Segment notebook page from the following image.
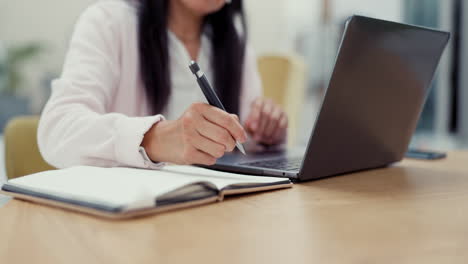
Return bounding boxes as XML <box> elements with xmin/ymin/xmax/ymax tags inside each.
<box><xmin>6</xmin><ymin>166</ymin><xmax>215</xmax><ymax>209</ymax></box>
<box><xmin>162</xmin><ymin>165</ymin><xmax>290</xmax><ymax>190</ymax></box>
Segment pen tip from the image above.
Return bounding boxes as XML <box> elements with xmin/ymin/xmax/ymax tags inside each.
<box><xmin>237</xmin><ymin>144</ymin><xmax>246</xmax><ymax>155</ymax></box>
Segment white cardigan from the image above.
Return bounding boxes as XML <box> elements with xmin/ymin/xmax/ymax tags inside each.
<box><xmin>38</xmin><ymin>0</ymin><xmax>262</xmax><ymax>169</ymax></box>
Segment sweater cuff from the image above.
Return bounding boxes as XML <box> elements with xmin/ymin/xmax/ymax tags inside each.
<box><xmin>114</xmin><ymin>114</ymin><xmax>165</xmax><ymax>169</ymax></box>
<box><xmin>138</xmin><ymin>146</ymin><xmax>166</xmax><ymax>169</ymax></box>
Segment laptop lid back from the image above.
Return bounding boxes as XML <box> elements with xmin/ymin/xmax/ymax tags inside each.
<box><xmin>299</xmin><ymin>16</ymin><xmax>450</xmax><ymax>180</ymax></box>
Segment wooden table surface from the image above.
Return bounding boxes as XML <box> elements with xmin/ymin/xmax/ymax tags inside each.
<box><xmin>0</xmin><ymin>152</ymin><xmax>467</xmax><ymax>264</ymax></box>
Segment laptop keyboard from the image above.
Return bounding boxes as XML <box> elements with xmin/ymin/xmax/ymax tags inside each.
<box><xmin>240</xmin><ymin>157</ymin><xmax>303</xmax><ymax>171</ymax></box>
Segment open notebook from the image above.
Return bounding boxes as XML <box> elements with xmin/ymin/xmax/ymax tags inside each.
<box><xmin>1</xmin><ymin>165</ymin><xmax>291</xmax><ymax>218</ymax></box>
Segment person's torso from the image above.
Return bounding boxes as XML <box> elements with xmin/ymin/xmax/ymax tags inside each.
<box><xmin>106</xmin><ymin>0</ymin><xmax>213</xmax><ymax>120</ymax></box>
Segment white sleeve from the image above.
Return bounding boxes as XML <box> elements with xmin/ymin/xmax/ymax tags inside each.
<box><xmin>239</xmin><ymin>44</ymin><xmax>263</xmax><ymax>122</ymax></box>
<box><xmin>38</xmin><ymin>4</ymin><xmax>163</xmax><ymax>169</ymax></box>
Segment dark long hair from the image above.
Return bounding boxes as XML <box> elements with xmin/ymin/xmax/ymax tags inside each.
<box><xmin>138</xmin><ymin>0</ymin><xmax>246</xmax><ymax>115</ymax></box>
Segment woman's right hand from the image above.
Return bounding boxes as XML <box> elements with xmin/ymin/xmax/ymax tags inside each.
<box><xmin>141</xmin><ymin>102</ymin><xmax>247</xmax><ymax>165</ymax></box>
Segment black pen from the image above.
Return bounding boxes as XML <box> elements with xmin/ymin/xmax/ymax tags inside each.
<box><xmin>189</xmin><ymin>61</ymin><xmax>246</xmax><ymax>155</ymax></box>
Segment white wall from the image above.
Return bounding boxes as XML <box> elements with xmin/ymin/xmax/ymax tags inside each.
<box><xmin>244</xmin><ymin>0</ymin><xmax>294</xmax><ymax>54</ymax></box>
<box><xmin>332</xmin><ymin>0</ymin><xmax>403</xmax><ymax>23</ymax></box>
<box><xmin>0</xmin><ymin>0</ymin><xmax>96</xmax><ymax>112</ymax></box>
<box><xmin>245</xmin><ymin>0</ymin><xmax>403</xmax><ymax>55</ymax></box>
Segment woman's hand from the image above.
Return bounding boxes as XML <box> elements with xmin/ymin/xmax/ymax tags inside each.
<box><xmin>244</xmin><ymin>98</ymin><xmax>288</xmax><ymax>145</ymax></box>
<box><xmin>141</xmin><ymin>103</ymin><xmax>247</xmax><ymax>165</ymax></box>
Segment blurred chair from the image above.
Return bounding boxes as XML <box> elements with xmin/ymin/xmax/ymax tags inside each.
<box><xmin>4</xmin><ymin>116</ymin><xmax>55</xmax><ymax>179</ymax></box>
<box><xmin>257</xmin><ymin>54</ymin><xmax>307</xmax><ymax>146</ymax></box>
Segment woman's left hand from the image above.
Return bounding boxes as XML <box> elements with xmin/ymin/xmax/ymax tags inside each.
<box><xmin>244</xmin><ymin>97</ymin><xmax>288</xmax><ymax>145</ymax></box>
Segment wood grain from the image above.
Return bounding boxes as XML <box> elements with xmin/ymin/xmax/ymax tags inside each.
<box><xmin>0</xmin><ymin>152</ymin><xmax>467</xmax><ymax>264</ymax></box>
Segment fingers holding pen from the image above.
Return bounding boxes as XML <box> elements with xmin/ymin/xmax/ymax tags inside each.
<box><xmin>196</xmin><ymin>118</ymin><xmax>236</xmax><ymax>152</ymax></box>
<box><xmin>201</xmin><ymin>105</ymin><xmax>247</xmax><ymax>143</ymax></box>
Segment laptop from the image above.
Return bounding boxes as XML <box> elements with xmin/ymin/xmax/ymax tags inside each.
<box><xmin>208</xmin><ymin>15</ymin><xmax>450</xmax><ymax>182</ymax></box>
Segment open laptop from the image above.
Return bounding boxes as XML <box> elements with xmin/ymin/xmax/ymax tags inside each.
<box><xmin>208</xmin><ymin>15</ymin><xmax>450</xmax><ymax>182</ymax></box>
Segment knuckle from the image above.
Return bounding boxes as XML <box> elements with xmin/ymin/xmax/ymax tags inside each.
<box><xmin>191</xmin><ymin>102</ymin><xmax>204</xmax><ymax>111</ymax></box>
<box><xmin>231</xmin><ymin>115</ymin><xmax>239</xmax><ymax>124</ymax></box>
<box><xmin>182</xmin><ymin>114</ymin><xmax>194</xmax><ymax>128</ymax></box>
<box><xmin>221</xmin><ymin>115</ymin><xmax>232</xmax><ymax>127</ymax></box>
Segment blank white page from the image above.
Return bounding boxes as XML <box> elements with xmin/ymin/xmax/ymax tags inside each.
<box><xmin>6</xmin><ymin>166</ymin><xmax>208</xmax><ymax>209</ymax></box>
<box><xmin>5</xmin><ymin>166</ymin><xmax>289</xmax><ymax>210</ymax></box>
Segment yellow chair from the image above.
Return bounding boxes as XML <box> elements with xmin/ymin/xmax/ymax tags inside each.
<box><xmin>257</xmin><ymin>54</ymin><xmax>307</xmax><ymax>146</ymax></box>
<box><xmin>4</xmin><ymin>116</ymin><xmax>55</xmax><ymax>179</ymax></box>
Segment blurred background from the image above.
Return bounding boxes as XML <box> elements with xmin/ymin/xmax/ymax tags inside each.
<box><xmin>0</xmin><ymin>0</ymin><xmax>467</xmax><ymax>182</ymax></box>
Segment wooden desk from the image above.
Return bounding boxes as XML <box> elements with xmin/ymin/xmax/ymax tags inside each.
<box><xmin>0</xmin><ymin>152</ymin><xmax>467</xmax><ymax>264</ymax></box>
